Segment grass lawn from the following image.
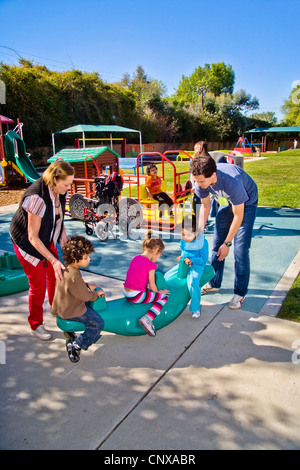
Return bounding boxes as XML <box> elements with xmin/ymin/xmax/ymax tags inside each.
<box><xmin>122</xmin><ymin>149</ymin><xmax>300</xmax><ymax>320</ymax></box>
<box><xmin>123</xmin><ymin>149</ymin><xmax>300</xmax><ymax>207</ymax></box>
<box><xmin>244</xmin><ymin>149</ymin><xmax>300</xmax><ymax>208</ymax></box>
<box><xmin>245</xmin><ymin>150</ymin><xmax>300</xmax><ymax>322</ymax></box>
<box><xmin>277</xmin><ymin>274</ymin><xmax>300</xmax><ymax>323</ymax></box>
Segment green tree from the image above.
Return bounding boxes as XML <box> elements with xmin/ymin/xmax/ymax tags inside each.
<box><xmin>281</xmin><ymin>83</ymin><xmax>300</xmax><ymax>125</ymax></box>
<box><xmin>121</xmin><ymin>65</ymin><xmax>167</xmax><ymax>110</ymax></box>
<box><xmin>250</xmin><ymin>111</ymin><xmax>277</xmax><ymax>125</ymax></box>
<box><xmin>0</xmin><ymin>60</ymin><xmax>137</xmax><ymax>148</ymax></box>
<box><xmin>173</xmin><ymin>62</ymin><xmax>235</xmax><ymax>104</ymax></box>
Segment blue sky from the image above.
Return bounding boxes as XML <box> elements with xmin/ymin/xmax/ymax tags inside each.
<box><xmin>1</xmin><ymin>0</ymin><xmax>299</xmax><ymax>121</ymax></box>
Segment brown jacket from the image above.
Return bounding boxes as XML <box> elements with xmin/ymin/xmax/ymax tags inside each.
<box><xmin>51</xmin><ymin>265</ymin><xmax>99</xmax><ymax>319</ymax></box>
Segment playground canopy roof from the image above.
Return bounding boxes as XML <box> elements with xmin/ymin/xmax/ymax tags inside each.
<box><xmin>48</xmin><ymin>146</ymin><xmax>119</xmax><ymax>163</ymax></box>
<box><xmin>52</xmin><ymin>124</ymin><xmax>142</xmax><ymax>155</ymax></box>
<box><xmin>54</xmin><ymin>125</ymin><xmax>140</xmax><ymax>134</ymax></box>
<box><xmin>245</xmin><ymin>126</ymin><xmax>300</xmax><ymax>134</ymax></box>
<box><xmin>0</xmin><ymin>115</ymin><xmax>14</xmax><ymax>124</ymax></box>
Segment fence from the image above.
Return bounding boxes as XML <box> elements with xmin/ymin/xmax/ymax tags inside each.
<box><xmin>27</xmin><ymin>139</ymin><xmax>299</xmax><ymax>165</ymax></box>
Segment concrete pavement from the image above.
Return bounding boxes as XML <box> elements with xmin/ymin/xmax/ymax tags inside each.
<box><xmin>1</xmin><ymin>266</ymin><xmax>300</xmax><ymax>450</ymax></box>
<box><xmin>1</xmin><ymin>202</ymin><xmax>300</xmax><ymax>450</ymax></box>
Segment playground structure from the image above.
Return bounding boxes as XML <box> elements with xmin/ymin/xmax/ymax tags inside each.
<box><xmin>58</xmin><ymin>149</ymin><xmax>195</xmax><ymax>238</ymax></box>
<box><xmin>49</xmin><ymin>129</ymin><xmax>242</xmax><ymax>239</ymax></box>
<box><xmin>245</xmin><ymin>126</ymin><xmax>300</xmax><ymax>152</ymax></box>
<box><xmin>233</xmin><ymin>137</ymin><xmax>254</xmax><ymax>155</ymax></box>
<box><xmin>0</xmin><ymin>251</ymin><xmax>29</xmax><ymax>297</ymax></box>
<box><xmin>233</xmin><ymin>136</ymin><xmax>267</xmax><ymax>155</ymax></box>
<box><xmin>56</xmin><ymin>257</ymin><xmax>215</xmax><ymax>337</ymax></box>
<box><xmin>49</xmin><ymin>126</ymin><xmax>195</xmax><ymax>237</ymax></box>
<box><xmin>0</xmin><ymin>115</ymin><xmax>40</xmax><ymax>186</ymax></box>
<box><xmin>52</xmin><ymin>124</ymin><xmax>142</xmax><ymax>156</ymax></box>
<box><xmin>1</xmin><ymin>119</ymin><xmax>243</xmax><ymax>238</ymax></box>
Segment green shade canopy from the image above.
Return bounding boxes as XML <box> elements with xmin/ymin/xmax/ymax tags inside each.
<box><xmin>246</xmin><ymin>126</ymin><xmax>300</xmax><ymax>133</ymax></box>
<box><xmin>54</xmin><ymin>124</ymin><xmax>140</xmax><ymax>134</ymax></box>
<box><xmin>52</xmin><ymin>124</ymin><xmax>142</xmax><ymax>156</ymax></box>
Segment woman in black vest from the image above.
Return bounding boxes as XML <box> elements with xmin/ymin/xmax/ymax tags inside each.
<box><xmin>10</xmin><ymin>160</ymin><xmax>75</xmax><ymax>341</ymax></box>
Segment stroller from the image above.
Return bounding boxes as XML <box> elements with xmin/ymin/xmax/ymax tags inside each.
<box><xmin>69</xmin><ymin>172</ymin><xmax>129</xmax><ymax>241</ymax></box>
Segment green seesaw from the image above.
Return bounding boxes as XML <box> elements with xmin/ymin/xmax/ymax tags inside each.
<box><xmin>56</xmin><ymin>257</ymin><xmax>215</xmax><ymax>336</ymax></box>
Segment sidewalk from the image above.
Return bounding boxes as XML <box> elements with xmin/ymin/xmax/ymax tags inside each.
<box><xmin>0</xmin><ymin>203</ymin><xmax>300</xmax><ymax>450</ymax></box>
<box><xmin>1</xmin><ymin>266</ymin><xmax>300</xmax><ymax>450</ymax></box>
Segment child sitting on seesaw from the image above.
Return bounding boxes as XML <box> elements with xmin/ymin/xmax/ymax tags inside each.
<box><xmin>145</xmin><ymin>163</ymin><xmax>174</xmax><ymax>219</ymax></box>
<box><xmin>123</xmin><ymin>230</ymin><xmax>170</xmax><ymax>337</ymax></box>
<box><xmin>168</xmin><ymin>214</ymin><xmax>208</xmax><ymax>318</ymax></box>
<box><xmin>51</xmin><ymin>236</ymin><xmax>105</xmax><ymax>363</ymax></box>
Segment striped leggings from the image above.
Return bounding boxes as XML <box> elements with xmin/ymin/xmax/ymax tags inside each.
<box><xmin>123</xmin><ymin>289</ymin><xmax>168</xmax><ymax>321</ymax></box>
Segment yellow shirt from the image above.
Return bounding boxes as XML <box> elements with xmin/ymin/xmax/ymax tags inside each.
<box><xmin>146</xmin><ymin>175</ymin><xmax>162</xmax><ymax>196</ymax></box>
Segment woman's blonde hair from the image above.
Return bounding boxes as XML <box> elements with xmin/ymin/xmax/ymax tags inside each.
<box><xmin>142</xmin><ymin>230</ymin><xmax>164</xmax><ymax>252</ymax></box>
<box><xmin>42</xmin><ymin>159</ymin><xmax>75</xmax><ymax>187</ymax></box>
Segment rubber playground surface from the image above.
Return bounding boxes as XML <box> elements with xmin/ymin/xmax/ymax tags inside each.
<box><xmin>1</xmin><ymin>204</ymin><xmax>299</xmax><ymax>314</ymax></box>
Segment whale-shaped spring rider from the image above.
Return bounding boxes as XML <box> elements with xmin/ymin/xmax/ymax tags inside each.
<box><xmin>56</xmin><ymin>257</ymin><xmax>215</xmax><ymax>336</ymax></box>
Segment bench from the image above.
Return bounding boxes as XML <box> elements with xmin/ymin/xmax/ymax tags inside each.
<box><xmin>119</xmin><ymin>157</ymin><xmax>144</xmax><ymax>175</ymax></box>
<box><xmin>138</xmin><ymin>180</ymin><xmax>192</xmax><ymax>207</ymax></box>
<box><xmin>176</xmin><ymin>151</ymin><xmax>193</xmax><ymax>161</ymax></box>
<box><xmin>138</xmin><ymin>181</ymin><xmax>167</xmax><ymax>205</ymax></box>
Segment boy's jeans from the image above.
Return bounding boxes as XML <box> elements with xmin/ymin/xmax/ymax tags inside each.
<box><xmin>69</xmin><ymin>302</ymin><xmax>104</xmax><ymax>350</ymax></box>
<box><xmin>210</xmin><ymin>204</ymin><xmax>257</xmax><ymax>297</ymax></box>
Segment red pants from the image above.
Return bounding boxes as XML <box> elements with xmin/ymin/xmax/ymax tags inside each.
<box><xmin>13</xmin><ymin>243</ymin><xmax>58</xmax><ymax>330</ymax></box>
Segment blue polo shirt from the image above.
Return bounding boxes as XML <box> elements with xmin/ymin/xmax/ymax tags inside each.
<box><xmin>195</xmin><ymin>163</ymin><xmax>258</xmax><ymax>207</ymax></box>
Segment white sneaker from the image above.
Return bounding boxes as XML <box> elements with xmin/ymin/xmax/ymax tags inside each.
<box><xmin>201</xmin><ymin>283</ymin><xmax>220</xmax><ymax>295</ymax></box>
<box><xmin>192</xmin><ymin>310</ymin><xmax>201</xmax><ymax>319</ymax></box>
<box><xmin>229</xmin><ymin>294</ymin><xmax>245</xmax><ymax>310</ymax></box>
<box><xmin>31</xmin><ymin>325</ymin><xmax>53</xmax><ymax>341</ymax></box>
<box><xmin>139</xmin><ymin>316</ymin><xmax>156</xmax><ymax>337</ymax></box>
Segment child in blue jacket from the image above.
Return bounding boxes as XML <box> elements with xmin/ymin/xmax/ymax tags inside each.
<box><xmin>168</xmin><ymin>214</ymin><xmax>208</xmax><ymax>318</ymax></box>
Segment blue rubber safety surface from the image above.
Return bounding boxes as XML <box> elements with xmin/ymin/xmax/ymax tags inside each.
<box><xmin>1</xmin><ymin>206</ymin><xmax>299</xmax><ymax>314</ymax></box>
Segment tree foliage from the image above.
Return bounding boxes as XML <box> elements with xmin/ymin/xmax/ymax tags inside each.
<box><xmin>0</xmin><ymin>60</ymin><xmax>266</xmax><ymax>149</ymax></box>
<box><xmin>0</xmin><ymin>60</ymin><xmax>137</xmax><ymax>147</ymax></box>
<box><xmin>173</xmin><ymin>62</ymin><xmax>235</xmax><ymax>104</ymax></box>
<box><xmin>281</xmin><ymin>83</ymin><xmax>300</xmax><ymax>126</ymax></box>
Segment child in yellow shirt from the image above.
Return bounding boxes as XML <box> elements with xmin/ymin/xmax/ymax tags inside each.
<box><xmin>145</xmin><ymin>164</ymin><xmax>174</xmax><ymax>218</ymax></box>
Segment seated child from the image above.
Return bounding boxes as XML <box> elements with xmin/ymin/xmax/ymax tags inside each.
<box><xmin>145</xmin><ymin>163</ymin><xmax>174</xmax><ymax>218</ymax></box>
<box><xmin>123</xmin><ymin>230</ymin><xmax>170</xmax><ymax>337</ymax></box>
<box><xmin>51</xmin><ymin>236</ymin><xmax>105</xmax><ymax>363</ymax></box>
<box><xmin>174</xmin><ymin>214</ymin><xmax>208</xmax><ymax>318</ymax></box>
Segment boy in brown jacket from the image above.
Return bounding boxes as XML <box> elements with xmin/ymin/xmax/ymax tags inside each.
<box><xmin>51</xmin><ymin>236</ymin><xmax>105</xmax><ymax>363</ymax></box>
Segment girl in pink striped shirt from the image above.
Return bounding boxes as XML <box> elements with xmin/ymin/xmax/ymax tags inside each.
<box><xmin>123</xmin><ymin>231</ymin><xmax>170</xmax><ymax>337</ymax></box>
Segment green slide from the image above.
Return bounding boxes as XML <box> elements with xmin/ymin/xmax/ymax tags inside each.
<box><xmin>4</xmin><ymin>130</ymin><xmax>40</xmax><ymax>182</ymax></box>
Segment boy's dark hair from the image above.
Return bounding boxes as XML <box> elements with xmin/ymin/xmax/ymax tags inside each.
<box><xmin>146</xmin><ymin>163</ymin><xmax>158</xmax><ymax>176</ymax></box>
<box><xmin>62</xmin><ymin>236</ymin><xmax>95</xmax><ymax>266</ymax></box>
<box><xmin>182</xmin><ymin>214</ymin><xmax>197</xmax><ymax>233</ymax></box>
<box><xmin>190</xmin><ymin>155</ymin><xmax>217</xmax><ymax>178</ymax></box>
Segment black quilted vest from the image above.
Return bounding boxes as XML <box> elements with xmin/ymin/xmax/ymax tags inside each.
<box><xmin>10</xmin><ymin>178</ymin><xmax>66</xmax><ymax>260</ymax></box>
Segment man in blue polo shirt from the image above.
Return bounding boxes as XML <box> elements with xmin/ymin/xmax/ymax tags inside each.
<box><xmin>190</xmin><ymin>155</ymin><xmax>258</xmax><ymax>309</ymax></box>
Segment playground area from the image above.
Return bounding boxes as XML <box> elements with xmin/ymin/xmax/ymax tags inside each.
<box><xmin>0</xmin><ymin>199</ymin><xmax>300</xmax><ymax>450</ymax></box>
<box><xmin>1</xmin><ymin>117</ymin><xmax>300</xmax><ymax>450</ymax></box>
